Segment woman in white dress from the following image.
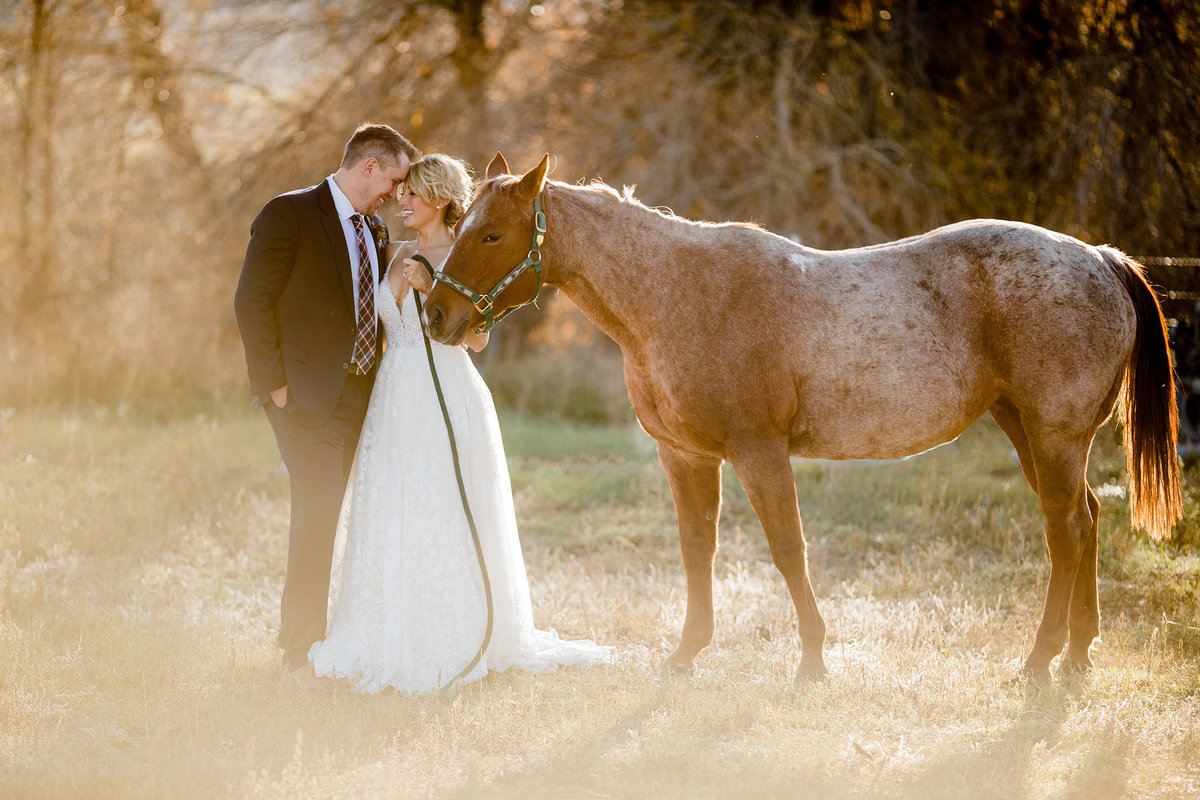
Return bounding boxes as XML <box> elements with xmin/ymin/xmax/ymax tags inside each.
<box><xmin>309</xmin><ymin>153</ymin><xmax>612</xmax><ymax>694</ymax></box>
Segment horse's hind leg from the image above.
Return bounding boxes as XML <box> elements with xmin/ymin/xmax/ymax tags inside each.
<box><xmin>990</xmin><ymin>399</ymin><xmax>1039</xmax><ymax>492</ymax></box>
<box><xmin>994</xmin><ymin>397</ymin><xmax>1105</xmax><ymax>676</ymax></box>
<box><xmin>657</xmin><ymin>443</ymin><xmax>722</xmax><ymax>671</ymax></box>
<box><xmin>992</xmin><ymin>401</ymin><xmax>1101</xmax><ymax>676</ymax></box>
<box><xmin>1061</xmin><ymin>382</ymin><xmax>1121</xmax><ymax>674</ymax></box>
<box><xmin>1062</xmin><ymin>485</ymin><xmax>1101</xmax><ymax>673</ymax></box>
<box><xmin>1065</xmin><ymin>484</ymin><xmax>1099</xmax><ymax>671</ymax></box>
<box><xmin>1023</xmin><ymin>432</ymin><xmax>1097</xmax><ymax>682</ymax></box>
<box><xmin>729</xmin><ymin>438</ymin><xmax>827</xmax><ymax>678</ymax></box>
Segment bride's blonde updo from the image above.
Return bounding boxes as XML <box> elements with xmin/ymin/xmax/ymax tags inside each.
<box><xmin>404</xmin><ymin>153</ymin><xmax>474</xmax><ymax>229</ymax></box>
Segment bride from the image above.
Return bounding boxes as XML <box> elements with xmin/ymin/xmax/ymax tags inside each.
<box><xmin>308</xmin><ymin>153</ymin><xmax>613</xmax><ymax>694</ymax></box>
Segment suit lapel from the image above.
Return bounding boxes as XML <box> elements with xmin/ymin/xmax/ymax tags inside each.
<box><xmin>317</xmin><ymin>180</ymin><xmax>355</xmax><ymax>309</ymax></box>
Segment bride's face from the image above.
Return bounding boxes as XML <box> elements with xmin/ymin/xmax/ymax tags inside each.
<box><xmin>398</xmin><ymin>185</ymin><xmax>443</xmax><ymax>232</ymax></box>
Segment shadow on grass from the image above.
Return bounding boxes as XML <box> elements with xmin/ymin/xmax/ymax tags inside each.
<box><xmin>887</xmin><ymin>679</ymin><xmax>1129</xmax><ymax>800</ymax></box>
<box><xmin>434</xmin><ymin>669</ymin><xmax>852</xmax><ymax>800</ymax></box>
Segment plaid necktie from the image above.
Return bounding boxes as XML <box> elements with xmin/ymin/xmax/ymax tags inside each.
<box><xmin>350</xmin><ymin>214</ymin><xmax>376</xmax><ymax>373</ymax></box>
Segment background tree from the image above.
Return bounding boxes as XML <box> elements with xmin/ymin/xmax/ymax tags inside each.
<box><xmin>1</xmin><ymin>0</ymin><xmax>1196</xmax><ymax>415</ymax></box>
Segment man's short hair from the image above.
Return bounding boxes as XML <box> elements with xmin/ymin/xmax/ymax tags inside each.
<box><xmin>341</xmin><ymin>123</ymin><xmax>420</xmax><ymax>169</ymax></box>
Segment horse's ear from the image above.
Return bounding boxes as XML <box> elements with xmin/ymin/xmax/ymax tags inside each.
<box><xmin>486</xmin><ymin>152</ymin><xmax>510</xmax><ymax>179</ymax></box>
<box><xmin>516</xmin><ymin>154</ymin><xmax>550</xmax><ymax>197</ymax></box>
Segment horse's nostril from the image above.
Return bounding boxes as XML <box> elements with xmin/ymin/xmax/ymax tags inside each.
<box><xmin>428</xmin><ymin>305</ymin><xmax>444</xmax><ymax>338</ymax></box>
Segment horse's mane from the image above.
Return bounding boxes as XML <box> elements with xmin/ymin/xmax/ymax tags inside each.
<box><xmin>566</xmin><ymin>178</ymin><xmax>766</xmax><ymax>233</ymax></box>
<box><xmin>470</xmin><ymin>172</ymin><xmax>766</xmax><ymax>238</ymax></box>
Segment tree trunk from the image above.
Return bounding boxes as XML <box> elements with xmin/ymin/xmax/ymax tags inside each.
<box><xmin>14</xmin><ymin>0</ymin><xmax>54</xmax><ymax>330</ymax></box>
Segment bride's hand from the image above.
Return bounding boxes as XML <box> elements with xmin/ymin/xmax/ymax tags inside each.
<box><xmin>401</xmin><ymin>258</ymin><xmax>433</xmax><ymax>293</ymax></box>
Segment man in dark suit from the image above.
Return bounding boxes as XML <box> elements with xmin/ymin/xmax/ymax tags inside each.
<box><xmin>234</xmin><ymin>123</ymin><xmax>420</xmax><ymax>685</ymax></box>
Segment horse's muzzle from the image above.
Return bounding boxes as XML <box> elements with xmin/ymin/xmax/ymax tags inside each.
<box><xmin>423</xmin><ymin>300</ymin><xmax>468</xmax><ymax>346</ymax></box>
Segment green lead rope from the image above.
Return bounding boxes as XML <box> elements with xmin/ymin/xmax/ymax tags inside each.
<box><xmin>411</xmin><ymin>254</ymin><xmax>495</xmax><ymax>691</ymax></box>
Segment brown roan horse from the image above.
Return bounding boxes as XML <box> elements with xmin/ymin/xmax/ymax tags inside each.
<box><xmin>423</xmin><ymin>153</ymin><xmax>1182</xmax><ymax>683</ymax></box>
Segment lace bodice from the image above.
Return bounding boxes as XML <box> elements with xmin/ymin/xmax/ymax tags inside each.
<box><xmin>378</xmin><ymin>268</ymin><xmax>427</xmax><ymax>349</ymax></box>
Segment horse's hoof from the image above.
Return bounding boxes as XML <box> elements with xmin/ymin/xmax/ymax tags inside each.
<box><xmin>661</xmin><ymin>659</ymin><xmax>694</xmax><ymax>677</ymax></box>
<box><xmin>1057</xmin><ymin>657</ymin><xmax>1093</xmax><ymax>693</ymax></box>
<box><xmin>1020</xmin><ymin>662</ymin><xmax>1052</xmax><ymax>687</ymax></box>
<box><xmin>794</xmin><ymin>663</ymin><xmax>829</xmax><ymax>684</ymax></box>
<box><xmin>1059</xmin><ymin>654</ymin><xmax>1093</xmax><ymax>676</ymax></box>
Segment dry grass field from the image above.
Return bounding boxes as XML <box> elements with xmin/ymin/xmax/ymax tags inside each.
<box><xmin>2</xmin><ymin>407</ymin><xmax>1198</xmax><ymax>799</ymax></box>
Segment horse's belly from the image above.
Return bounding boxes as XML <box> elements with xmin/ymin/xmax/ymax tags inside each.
<box><xmin>790</xmin><ymin>387</ymin><xmax>993</xmax><ymax>461</ymax></box>
<box><xmin>793</xmin><ymin>427</ymin><xmax>962</xmax><ymax>461</ymax></box>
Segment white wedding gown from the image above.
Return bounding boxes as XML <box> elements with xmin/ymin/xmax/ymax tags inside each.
<box><xmin>309</xmin><ymin>264</ymin><xmax>612</xmax><ymax>694</ymax></box>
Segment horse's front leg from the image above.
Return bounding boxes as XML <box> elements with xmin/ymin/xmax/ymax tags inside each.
<box><xmin>657</xmin><ymin>443</ymin><xmax>722</xmax><ymax>671</ymax></box>
<box><xmin>729</xmin><ymin>437</ymin><xmax>828</xmax><ymax>679</ymax></box>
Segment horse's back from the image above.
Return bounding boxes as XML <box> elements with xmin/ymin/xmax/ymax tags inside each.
<box><xmin>744</xmin><ymin>220</ymin><xmax>1139</xmax><ymax>459</ymax></box>
<box><xmin>781</xmin><ymin>219</ymin><xmax>1136</xmax><ymax>364</ymax></box>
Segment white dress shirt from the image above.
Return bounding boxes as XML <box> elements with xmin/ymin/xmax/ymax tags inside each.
<box><xmin>326</xmin><ymin>175</ymin><xmax>380</xmax><ymax>354</ymax></box>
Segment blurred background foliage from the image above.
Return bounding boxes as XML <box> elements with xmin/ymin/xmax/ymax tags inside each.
<box><xmin>1</xmin><ymin>0</ymin><xmax>1198</xmax><ymax>420</ymax></box>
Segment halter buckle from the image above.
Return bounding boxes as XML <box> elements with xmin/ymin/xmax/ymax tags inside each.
<box><xmin>433</xmin><ymin>193</ymin><xmax>546</xmax><ymax>334</ymax></box>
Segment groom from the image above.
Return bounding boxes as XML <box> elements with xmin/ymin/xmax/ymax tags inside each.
<box><xmin>234</xmin><ymin>123</ymin><xmax>420</xmax><ymax>684</ymax></box>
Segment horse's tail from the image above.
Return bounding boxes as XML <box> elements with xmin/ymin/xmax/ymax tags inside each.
<box><xmin>1104</xmin><ymin>246</ymin><xmax>1181</xmax><ymax>540</ymax></box>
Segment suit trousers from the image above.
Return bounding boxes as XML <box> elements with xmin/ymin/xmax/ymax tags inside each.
<box><xmin>264</xmin><ymin>373</ymin><xmax>372</xmax><ymax>671</ymax></box>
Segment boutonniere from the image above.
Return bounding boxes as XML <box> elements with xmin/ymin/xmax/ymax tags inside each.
<box><xmin>367</xmin><ymin>215</ymin><xmax>389</xmax><ymax>250</ymax></box>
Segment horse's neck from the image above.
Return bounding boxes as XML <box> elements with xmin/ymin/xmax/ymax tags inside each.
<box><xmin>542</xmin><ymin>185</ymin><xmax>691</xmax><ymax>352</ymax></box>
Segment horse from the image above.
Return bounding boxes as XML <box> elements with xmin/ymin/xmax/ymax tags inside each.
<box><xmin>422</xmin><ymin>153</ymin><xmax>1181</xmax><ymax>683</ymax></box>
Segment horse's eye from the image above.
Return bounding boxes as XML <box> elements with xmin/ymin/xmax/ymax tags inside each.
<box><xmin>482</xmin><ymin>232</ymin><xmax>502</xmax><ymax>244</ymax></box>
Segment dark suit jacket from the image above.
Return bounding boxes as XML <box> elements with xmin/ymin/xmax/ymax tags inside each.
<box><xmin>234</xmin><ymin>179</ymin><xmax>389</xmax><ymax>423</ymax></box>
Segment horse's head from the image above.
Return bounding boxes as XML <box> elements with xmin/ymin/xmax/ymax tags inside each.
<box><xmin>423</xmin><ymin>152</ymin><xmax>549</xmax><ymax>345</ymax></box>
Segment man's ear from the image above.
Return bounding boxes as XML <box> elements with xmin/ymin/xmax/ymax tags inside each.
<box><xmin>486</xmin><ymin>152</ymin><xmax>510</xmax><ymax>179</ymax></box>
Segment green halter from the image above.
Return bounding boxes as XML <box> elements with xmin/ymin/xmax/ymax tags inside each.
<box><xmin>430</xmin><ymin>195</ymin><xmax>546</xmax><ymax>333</ymax></box>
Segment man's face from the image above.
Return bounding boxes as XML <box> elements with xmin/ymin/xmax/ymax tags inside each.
<box><xmin>362</xmin><ymin>154</ymin><xmax>410</xmax><ymax>215</ymax></box>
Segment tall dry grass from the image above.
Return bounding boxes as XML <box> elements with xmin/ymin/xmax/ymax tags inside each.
<box><xmin>1</xmin><ymin>408</ymin><xmax>1198</xmax><ymax>798</ymax></box>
